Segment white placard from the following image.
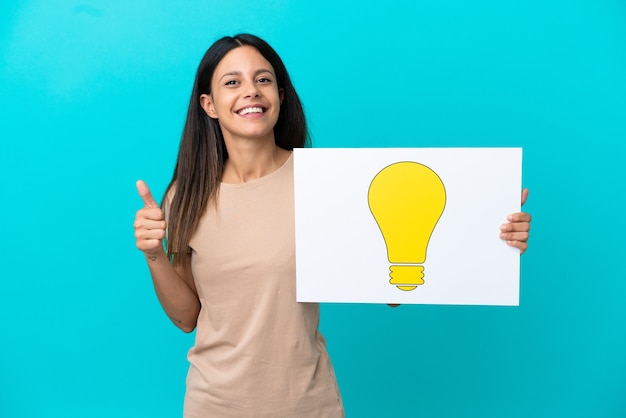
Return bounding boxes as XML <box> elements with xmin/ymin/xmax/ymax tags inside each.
<box><xmin>294</xmin><ymin>148</ymin><xmax>522</xmax><ymax>305</ymax></box>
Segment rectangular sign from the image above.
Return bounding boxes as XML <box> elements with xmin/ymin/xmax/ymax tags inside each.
<box><xmin>294</xmin><ymin>148</ymin><xmax>522</xmax><ymax>305</ymax></box>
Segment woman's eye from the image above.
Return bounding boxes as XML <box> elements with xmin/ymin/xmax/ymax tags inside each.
<box><xmin>257</xmin><ymin>77</ymin><xmax>272</xmax><ymax>83</ymax></box>
<box><xmin>225</xmin><ymin>80</ymin><xmax>238</xmax><ymax>86</ymax></box>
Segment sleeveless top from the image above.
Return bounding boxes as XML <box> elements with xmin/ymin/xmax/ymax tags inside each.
<box><xmin>183</xmin><ymin>154</ymin><xmax>344</xmax><ymax>417</ymax></box>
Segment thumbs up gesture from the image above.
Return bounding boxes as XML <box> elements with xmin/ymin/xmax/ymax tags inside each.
<box><xmin>134</xmin><ymin>180</ymin><xmax>167</xmax><ymax>256</ymax></box>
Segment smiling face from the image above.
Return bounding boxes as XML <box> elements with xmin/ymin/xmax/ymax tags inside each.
<box><xmin>200</xmin><ymin>45</ymin><xmax>283</xmax><ymax>145</ymax></box>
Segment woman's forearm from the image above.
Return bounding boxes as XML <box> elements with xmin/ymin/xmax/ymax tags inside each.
<box><xmin>145</xmin><ymin>250</ymin><xmax>200</xmax><ymax>333</ymax></box>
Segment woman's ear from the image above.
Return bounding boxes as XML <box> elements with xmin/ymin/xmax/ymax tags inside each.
<box><xmin>200</xmin><ymin>94</ymin><xmax>218</xmax><ymax>119</ymax></box>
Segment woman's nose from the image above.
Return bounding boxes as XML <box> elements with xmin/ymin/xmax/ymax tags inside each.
<box><xmin>243</xmin><ymin>82</ymin><xmax>260</xmax><ymax>98</ymax></box>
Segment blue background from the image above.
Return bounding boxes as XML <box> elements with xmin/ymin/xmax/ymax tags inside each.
<box><xmin>1</xmin><ymin>1</ymin><xmax>625</xmax><ymax>417</ymax></box>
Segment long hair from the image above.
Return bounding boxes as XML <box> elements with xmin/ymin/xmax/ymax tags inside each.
<box><xmin>163</xmin><ymin>34</ymin><xmax>309</xmax><ymax>265</ymax></box>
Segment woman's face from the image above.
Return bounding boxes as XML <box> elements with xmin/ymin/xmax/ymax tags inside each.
<box><xmin>201</xmin><ymin>45</ymin><xmax>283</xmax><ymax>144</ymax></box>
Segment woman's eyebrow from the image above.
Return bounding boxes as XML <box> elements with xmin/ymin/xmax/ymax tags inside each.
<box><xmin>254</xmin><ymin>68</ymin><xmax>275</xmax><ymax>77</ymax></box>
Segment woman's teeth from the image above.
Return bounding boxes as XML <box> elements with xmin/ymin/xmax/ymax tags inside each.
<box><xmin>238</xmin><ymin>107</ymin><xmax>264</xmax><ymax>115</ymax></box>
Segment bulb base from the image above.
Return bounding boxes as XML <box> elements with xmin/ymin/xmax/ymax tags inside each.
<box><xmin>389</xmin><ymin>265</ymin><xmax>425</xmax><ymax>291</ymax></box>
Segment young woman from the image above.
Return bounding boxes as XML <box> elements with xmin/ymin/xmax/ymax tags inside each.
<box><xmin>133</xmin><ymin>34</ymin><xmax>531</xmax><ymax>417</ymax></box>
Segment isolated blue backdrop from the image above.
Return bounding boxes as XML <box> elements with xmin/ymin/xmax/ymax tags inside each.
<box><xmin>1</xmin><ymin>1</ymin><xmax>625</xmax><ymax>417</ymax></box>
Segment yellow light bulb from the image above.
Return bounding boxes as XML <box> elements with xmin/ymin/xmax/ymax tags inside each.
<box><xmin>368</xmin><ymin>162</ymin><xmax>446</xmax><ymax>291</ymax></box>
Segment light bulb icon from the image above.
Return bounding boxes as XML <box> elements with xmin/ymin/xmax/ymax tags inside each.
<box><xmin>368</xmin><ymin>162</ymin><xmax>446</xmax><ymax>291</ymax></box>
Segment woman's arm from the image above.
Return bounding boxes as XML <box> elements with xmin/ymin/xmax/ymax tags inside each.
<box><xmin>134</xmin><ymin>180</ymin><xmax>200</xmax><ymax>333</ymax></box>
<box><xmin>144</xmin><ymin>251</ymin><xmax>200</xmax><ymax>333</ymax></box>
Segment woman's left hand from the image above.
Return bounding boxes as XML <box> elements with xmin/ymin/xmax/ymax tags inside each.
<box><xmin>500</xmin><ymin>188</ymin><xmax>532</xmax><ymax>255</ymax></box>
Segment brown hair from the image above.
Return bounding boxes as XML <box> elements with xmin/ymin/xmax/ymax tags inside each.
<box><xmin>163</xmin><ymin>34</ymin><xmax>309</xmax><ymax>265</ymax></box>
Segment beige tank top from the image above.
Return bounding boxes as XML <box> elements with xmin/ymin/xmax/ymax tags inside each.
<box><xmin>184</xmin><ymin>154</ymin><xmax>344</xmax><ymax>417</ymax></box>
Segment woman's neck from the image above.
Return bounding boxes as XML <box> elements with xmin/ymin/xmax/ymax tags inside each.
<box><xmin>221</xmin><ymin>139</ymin><xmax>291</xmax><ymax>184</ymax></box>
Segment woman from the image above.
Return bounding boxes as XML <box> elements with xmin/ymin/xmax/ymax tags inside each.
<box><xmin>133</xmin><ymin>34</ymin><xmax>531</xmax><ymax>417</ymax></box>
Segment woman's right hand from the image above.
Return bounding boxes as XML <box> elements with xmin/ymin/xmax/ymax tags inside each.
<box><xmin>134</xmin><ymin>180</ymin><xmax>167</xmax><ymax>257</ymax></box>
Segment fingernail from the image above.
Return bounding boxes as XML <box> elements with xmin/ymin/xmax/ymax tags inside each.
<box><xmin>506</xmin><ymin>214</ymin><xmax>513</xmax><ymax>221</ymax></box>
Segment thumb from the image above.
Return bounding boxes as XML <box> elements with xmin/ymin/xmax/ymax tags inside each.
<box><xmin>521</xmin><ymin>188</ymin><xmax>529</xmax><ymax>207</ymax></box>
<box><xmin>136</xmin><ymin>180</ymin><xmax>159</xmax><ymax>209</ymax></box>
